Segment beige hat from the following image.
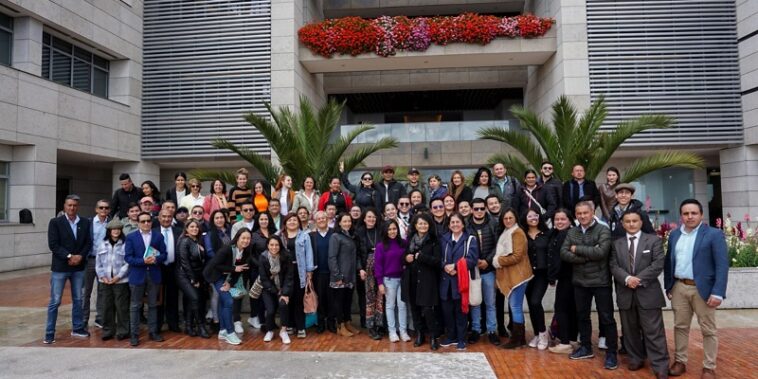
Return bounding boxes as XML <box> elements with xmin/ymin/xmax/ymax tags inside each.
<box><xmin>614</xmin><ymin>183</ymin><xmax>636</xmax><ymax>194</ymax></box>
<box><xmin>106</xmin><ymin>219</ymin><xmax>124</xmax><ymax>229</ymax></box>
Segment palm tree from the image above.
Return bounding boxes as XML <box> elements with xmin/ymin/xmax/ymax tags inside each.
<box><xmin>192</xmin><ymin>96</ymin><xmax>398</xmax><ymax>191</ymax></box>
<box><xmin>478</xmin><ymin>96</ymin><xmax>704</xmax><ymax>183</ymax></box>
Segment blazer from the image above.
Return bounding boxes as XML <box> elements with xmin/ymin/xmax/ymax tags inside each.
<box><xmin>664</xmin><ymin>224</ymin><xmax>729</xmax><ymax>301</ymax></box>
<box><xmin>48</xmin><ymin>215</ymin><xmax>92</xmax><ymax>272</ymax></box>
<box><xmin>610</xmin><ymin>232</ymin><xmax>666</xmax><ymax>310</ymax></box>
<box><xmin>153</xmin><ymin>225</ymin><xmax>183</xmax><ymax>265</ymax></box>
<box><xmin>439</xmin><ymin>231</ymin><xmax>478</xmax><ymax>300</ymax></box>
<box><xmin>124</xmin><ymin>230</ymin><xmax>168</xmax><ymax>285</ymax></box>
<box><xmin>164</xmin><ymin>186</ymin><xmax>187</xmax><ymax>206</ymax></box>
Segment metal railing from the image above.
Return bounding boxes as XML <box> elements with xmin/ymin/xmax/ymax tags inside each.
<box><xmin>341</xmin><ymin>120</ymin><xmax>509</xmax><ymax>143</ymax></box>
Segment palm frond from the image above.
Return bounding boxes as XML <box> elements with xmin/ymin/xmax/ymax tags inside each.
<box><xmin>622</xmin><ymin>151</ymin><xmax>705</xmax><ymax>183</ymax></box>
<box><xmin>510</xmin><ymin>104</ymin><xmax>559</xmax><ymax>166</ymax></box>
<box><xmin>486</xmin><ymin>153</ymin><xmax>531</xmax><ymax>179</ymax></box>
<box><xmin>478</xmin><ymin>126</ymin><xmax>543</xmax><ymax>169</ymax></box>
<box><xmin>189</xmin><ymin>169</ymin><xmax>238</xmax><ymax>185</ymax></box>
<box><xmin>212</xmin><ymin>138</ymin><xmax>281</xmax><ymax>184</ymax></box>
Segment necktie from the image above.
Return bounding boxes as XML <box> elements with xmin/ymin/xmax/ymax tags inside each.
<box><xmin>628</xmin><ymin>236</ymin><xmax>637</xmax><ymax>275</ymax></box>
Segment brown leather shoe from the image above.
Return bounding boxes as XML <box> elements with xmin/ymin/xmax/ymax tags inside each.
<box><xmin>701</xmin><ymin>368</ymin><xmax>716</xmax><ymax>379</ymax></box>
<box><xmin>668</xmin><ymin>361</ymin><xmax>686</xmax><ymax>376</ymax></box>
<box><xmin>344</xmin><ymin>322</ymin><xmax>361</xmax><ymax>335</ymax></box>
<box><xmin>628</xmin><ymin>361</ymin><xmax>645</xmax><ymax>371</ymax></box>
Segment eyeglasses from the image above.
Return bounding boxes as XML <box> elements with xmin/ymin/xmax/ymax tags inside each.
<box><xmin>398</xmin><ymin>202</ymin><xmax>410</xmax><ymax>206</ymax></box>
<box><xmin>139</xmin><ymin>219</ymin><xmax>152</xmax><ymax>224</ymax></box>
<box><xmin>191</xmin><ymin>211</ymin><xmax>203</xmax><ymax>215</ymax></box>
<box><xmin>542</xmin><ymin>167</ymin><xmax>553</xmax><ymax>171</ymax></box>
<box><xmin>473</xmin><ymin>207</ymin><xmax>486</xmax><ymax>211</ymax></box>
<box><xmin>190</xmin><ymin>185</ymin><xmax>200</xmax><ymax>188</ymax></box>
<box><xmin>242</xmin><ymin>208</ymin><xmax>255</xmax><ymax>212</ymax></box>
<box><xmin>362</xmin><ymin>177</ymin><xmax>372</xmax><ymax>181</ymax></box>
<box><xmin>97</xmin><ymin>206</ymin><xmax>110</xmax><ymax>210</ymax></box>
<box><xmin>431</xmin><ymin>205</ymin><xmax>445</xmax><ymax>210</ymax></box>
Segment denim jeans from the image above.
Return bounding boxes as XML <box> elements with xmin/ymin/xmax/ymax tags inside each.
<box><xmin>508</xmin><ymin>281</ymin><xmax>528</xmax><ymax>324</ymax></box>
<box><xmin>214</xmin><ymin>279</ymin><xmax>235</xmax><ymax>334</ymax></box>
<box><xmin>384</xmin><ymin>277</ymin><xmax>406</xmax><ymax>333</ymax></box>
<box><xmin>470</xmin><ymin>271</ymin><xmax>497</xmax><ymax>333</ymax></box>
<box><xmin>46</xmin><ymin>270</ymin><xmax>85</xmax><ymax>339</ymax></box>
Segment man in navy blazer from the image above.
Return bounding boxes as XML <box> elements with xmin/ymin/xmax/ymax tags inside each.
<box><xmin>664</xmin><ymin>199</ymin><xmax>728</xmax><ymax>379</ymax></box>
<box><xmin>125</xmin><ymin>211</ymin><xmax>167</xmax><ymax>346</ymax></box>
<box><xmin>44</xmin><ymin>194</ymin><xmax>92</xmax><ymax>343</ymax></box>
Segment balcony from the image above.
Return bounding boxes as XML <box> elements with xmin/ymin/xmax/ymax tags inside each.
<box><xmin>300</xmin><ymin>29</ymin><xmax>556</xmax><ymax>73</ymax></box>
<box><xmin>341</xmin><ymin>120</ymin><xmax>509</xmax><ymax>143</ymax></box>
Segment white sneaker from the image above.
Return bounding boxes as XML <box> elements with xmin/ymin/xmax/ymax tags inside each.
<box><xmin>528</xmin><ymin>335</ymin><xmax>540</xmax><ymax>348</ymax></box>
<box><xmin>389</xmin><ymin>331</ymin><xmax>400</xmax><ymax>342</ymax></box>
<box><xmin>297</xmin><ymin>329</ymin><xmax>306</xmax><ymax>339</ymax></box>
<box><xmin>537</xmin><ymin>331</ymin><xmax>549</xmax><ymax>350</ymax></box>
<box><xmin>247</xmin><ymin>316</ymin><xmax>262</xmax><ymax>329</ymax></box>
<box><xmin>399</xmin><ymin>330</ymin><xmax>411</xmax><ymax>342</ymax></box>
<box><xmin>280</xmin><ymin>329</ymin><xmax>291</xmax><ymax>344</ymax></box>
<box><xmin>218</xmin><ymin>330</ymin><xmax>227</xmax><ymax>340</ymax></box>
<box><xmin>234</xmin><ymin>321</ymin><xmax>244</xmax><ymax>335</ymax></box>
<box><xmin>225</xmin><ymin>332</ymin><xmax>242</xmax><ymax>345</ymax></box>
<box><xmin>263</xmin><ymin>331</ymin><xmax>274</xmax><ymax>342</ymax></box>
<box><xmin>598</xmin><ymin>337</ymin><xmax>607</xmax><ymax>350</ymax></box>
<box><xmin>548</xmin><ymin>343</ymin><xmax>573</xmax><ymax>354</ymax></box>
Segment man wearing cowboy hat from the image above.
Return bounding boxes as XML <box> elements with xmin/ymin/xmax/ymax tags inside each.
<box><xmin>608</xmin><ymin>183</ymin><xmax>655</xmax><ymax>240</ymax></box>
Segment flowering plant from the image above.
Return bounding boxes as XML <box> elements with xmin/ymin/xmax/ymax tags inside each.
<box><xmin>298</xmin><ymin>13</ymin><xmax>555</xmax><ymax>58</ymax></box>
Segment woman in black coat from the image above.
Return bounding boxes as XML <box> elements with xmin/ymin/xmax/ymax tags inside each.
<box><xmin>176</xmin><ymin>220</ymin><xmax>210</xmax><ymax>338</ymax></box>
<box><xmin>401</xmin><ymin>212</ymin><xmax>441</xmax><ymax>350</ymax></box>
<box><xmin>258</xmin><ymin>235</ymin><xmax>294</xmax><ymax>344</ymax></box>
<box><xmin>547</xmin><ymin>209</ymin><xmax>578</xmax><ymax>354</ymax></box>
<box><xmin>248</xmin><ymin>211</ymin><xmax>277</xmax><ymax>327</ymax></box>
<box><xmin>517</xmin><ymin>170</ymin><xmax>557</xmax><ymax>223</ymax></box>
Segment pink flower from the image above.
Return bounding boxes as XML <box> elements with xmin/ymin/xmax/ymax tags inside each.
<box><xmin>745</xmin><ymin>213</ymin><xmax>751</xmax><ymax>222</ymax></box>
<box><xmin>716</xmin><ymin>218</ymin><xmax>722</xmax><ymax>228</ymax></box>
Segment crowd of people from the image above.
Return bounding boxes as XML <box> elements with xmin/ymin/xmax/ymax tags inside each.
<box><xmin>44</xmin><ymin>162</ymin><xmax>729</xmax><ymax>378</ymax></box>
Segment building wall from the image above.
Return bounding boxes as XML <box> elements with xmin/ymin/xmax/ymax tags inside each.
<box><xmin>0</xmin><ymin>0</ymin><xmax>143</xmax><ymax>272</ymax></box>
<box><xmin>720</xmin><ymin>0</ymin><xmax>758</xmax><ymax>219</ymax></box>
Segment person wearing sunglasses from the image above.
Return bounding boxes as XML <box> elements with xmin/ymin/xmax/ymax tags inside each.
<box><xmin>340</xmin><ymin>162</ymin><xmax>381</xmax><ymax>212</ymax></box>
<box><xmin>189</xmin><ymin>205</ymin><xmax>209</xmax><ymax>234</ymax></box>
<box><xmin>538</xmin><ymin>160</ymin><xmax>563</xmax><ymax>210</ymax></box>
<box><xmin>179</xmin><ymin>178</ymin><xmax>206</xmax><ymax>211</ymax></box>
<box><xmin>84</xmin><ymin>199</ymin><xmax>111</xmax><ymax>329</ymax></box>
<box><xmin>429</xmin><ymin>198</ymin><xmax>449</xmax><ymax>237</ymax></box>
<box><xmin>231</xmin><ymin>202</ymin><xmax>257</xmax><ymax>240</ymax></box>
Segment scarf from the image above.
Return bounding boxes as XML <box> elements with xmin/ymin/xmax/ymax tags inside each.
<box><xmin>409</xmin><ymin>233</ymin><xmax>428</xmax><ymax>254</ymax></box>
<box><xmin>268</xmin><ymin>252</ymin><xmax>281</xmax><ymax>291</ymax></box>
<box><xmin>493</xmin><ymin>224</ymin><xmax>519</xmax><ymax>269</ymax></box>
<box><xmin>456</xmin><ymin>255</ymin><xmax>470</xmax><ymax>314</ymax></box>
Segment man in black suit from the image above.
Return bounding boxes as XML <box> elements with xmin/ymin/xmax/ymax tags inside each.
<box><xmin>609</xmin><ymin>209</ymin><xmax>669</xmax><ymax>378</ymax></box>
<box><xmin>154</xmin><ymin>209</ymin><xmax>183</xmax><ymax>333</ymax></box>
<box><xmin>44</xmin><ymin>194</ymin><xmax>93</xmax><ymax>344</ymax></box>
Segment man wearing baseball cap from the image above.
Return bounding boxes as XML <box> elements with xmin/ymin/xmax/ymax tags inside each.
<box><xmin>375</xmin><ymin>165</ymin><xmax>406</xmax><ymax>206</ymax></box>
<box><xmin>404</xmin><ymin>167</ymin><xmax>428</xmax><ymax>200</ymax></box>
<box><xmin>608</xmin><ymin>183</ymin><xmax>655</xmax><ymax>239</ymax></box>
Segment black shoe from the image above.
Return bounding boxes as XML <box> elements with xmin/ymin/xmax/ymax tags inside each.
<box><xmin>618</xmin><ymin>338</ymin><xmax>628</xmax><ymax>355</ymax></box>
<box><xmin>169</xmin><ymin>325</ymin><xmax>182</xmax><ymax>333</ymax></box>
<box><xmin>368</xmin><ymin>327</ymin><xmax>382</xmax><ymax>340</ymax></box>
<box><xmin>130</xmin><ymin>335</ymin><xmax>139</xmax><ymax>347</ymax></box>
<box><xmin>431</xmin><ymin>337</ymin><xmax>440</xmax><ymax>351</ymax></box>
<box><xmin>498</xmin><ymin>326</ymin><xmax>509</xmax><ymax>338</ymax></box>
<box><xmin>197</xmin><ymin>323</ymin><xmax>210</xmax><ymax>339</ymax></box>
<box><xmin>149</xmin><ymin>333</ymin><xmax>164</xmax><ymax>342</ymax></box>
<box><xmin>468</xmin><ymin>331</ymin><xmax>480</xmax><ymax>344</ymax></box>
<box><xmin>414</xmin><ymin>332</ymin><xmax>425</xmax><ymax>347</ymax></box>
<box><xmin>488</xmin><ymin>332</ymin><xmax>501</xmax><ymax>346</ymax></box>
<box><xmin>101</xmin><ymin>334</ymin><xmax>114</xmax><ymax>341</ymax></box>
<box><xmin>316</xmin><ymin>322</ymin><xmax>326</xmax><ymax>334</ymax></box>
<box><xmin>116</xmin><ymin>334</ymin><xmax>129</xmax><ymax>341</ymax></box>
<box><xmin>327</xmin><ymin>319</ymin><xmax>337</xmax><ymax>334</ymax></box>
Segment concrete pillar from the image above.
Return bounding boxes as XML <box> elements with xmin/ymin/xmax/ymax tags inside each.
<box><xmin>9</xmin><ymin>143</ymin><xmax>57</xmax><ymax>222</ymax></box>
<box><xmin>112</xmin><ymin>161</ymin><xmax>160</xmax><ymax>191</ymax></box>
<box><xmin>11</xmin><ymin>17</ymin><xmax>43</xmax><ymax>76</ymax></box>
<box><xmin>108</xmin><ymin>59</ymin><xmax>141</xmax><ymax>107</ymax></box>
<box><xmin>719</xmin><ymin>146</ymin><xmax>758</xmax><ymax>219</ymax></box>
<box><xmin>692</xmin><ymin>168</ymin><xmax>710</xmax><ymax>224</ymax></box>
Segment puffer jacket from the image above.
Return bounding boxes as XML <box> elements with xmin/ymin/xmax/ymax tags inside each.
<box><xmin>559</xmin><ymin>222</ymin><xmax>612</xmax><ymax>287</ymax></box>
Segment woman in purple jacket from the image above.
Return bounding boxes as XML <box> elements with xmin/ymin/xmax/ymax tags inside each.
<box><xmin>375</xmin><ymin>220</ymin><xmax>409</xmax><ymax>343</ymax></box>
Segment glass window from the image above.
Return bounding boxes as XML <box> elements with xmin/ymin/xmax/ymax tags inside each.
<box><xmin>0</xmin><ymin>162</ymin><xmax>7</xmax><ymax>221</ymax></box>
<box><xmin>41</xmin><ymin>32</ymin><xmax>109</xmax><ymax>97</ymax></box>
<box><xmin>0</xmin><ymin>13</ymin><xmax>12</xmax><ymax>66</ymax></box>
<box><xmin>633</xmin><ymin>167</ymin><xmax>695</xmax><ymax>225</ymax></box>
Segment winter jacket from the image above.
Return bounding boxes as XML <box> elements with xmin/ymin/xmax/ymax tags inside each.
<box><xmin>494</xmin><ymin>226</ymin><xmax>533</xmax><ymax>298</ymax></box>
<box><xmin>95</xmin><ymin>239</ymin><xmax>129</xmax><ymax>284</ymax></box>
<box><xmin>342</xmin><ymin>173</ymin><xmax>382</xmax><ymax>211</ymax></box>
<box><xmin>608</xmin><ymin>199</ymin><xmax>655</xmax><ymax>239</ymax></box>
<box><xmin>517</xmin><ymin>184</ymin><xmax>558</xmax><ymax>222</ymax></box>
<box><xmin>176</xmin><ymin>236</ymin><xmax>205</xmax><ymax>284</ymax></box>
<box><xmin>401</xmin><ymin>235</ymin><xmax>441</xmax><ymax>307</ymax></box>
<box><xmin>559</xmin><ymin>222</ymin><xmax>613</xmax><ymax>287</ymax></box>
<box><xmin>439</xmin><ymin>231</ymin><xmax>478</xmax><ymax>301</ymax></box>
<box><xmin>259</xmin><ymin>250</ymin><xmax>294</xmax><ymax>296</ymax></box>
<box><xmin>328</xmin><ymin>230</ymin><xmax>362</xmax><ymax>287</ymax></box>
<box><xmin>465</xmin><ymin>214</ymin><xmax>499</xmax><ymax>274</ymax></box>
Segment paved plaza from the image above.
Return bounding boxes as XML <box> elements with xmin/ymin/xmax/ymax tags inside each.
<box><xmin>0</xmin><ymin>268</ymin><xmax>757</xmax><ymax>378</ymax></box>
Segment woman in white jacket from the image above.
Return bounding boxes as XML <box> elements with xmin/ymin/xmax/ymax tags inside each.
<box><xmin>95</xmin><ymin>219</ymin><xmax>130</xmax><ymax>341</ymax></box>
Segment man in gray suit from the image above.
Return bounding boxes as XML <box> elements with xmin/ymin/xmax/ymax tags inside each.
<box><xmin>610</xmin><ymin>209</ymin><xmax>669</xmax><ymax>378</ymax></box>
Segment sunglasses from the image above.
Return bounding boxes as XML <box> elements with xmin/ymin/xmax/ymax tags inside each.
<box><xmin>191</xmin><ymin>185</ymin><xmax>200</xmax><ymax>188</ymax></box>
<box><xmin>191</xmin><ymin>211</ymin><xmax>203</xmax><ymax>215</ymax></box>
<box><xmin>139</xmin><ymin>219</ymin><xmax>152</xmax><ymax>224</ymax></box>
<box><xmin>242</xmin><ymin>208</ymin><xmax>255</xmax><ymax>212</ymax></box>
<box><xmin>362</xmin><ymin>177</ymin><xmax>372</xmax><ymax>181</ymax></box>
<box><xmin>398</xmin><ymin>202</ymin><xmax>410</xmax><ymax>206</ymax></box>
<box><xmin>431</xmin><ymin>205</ymin><xmax>445</xmax><ymax>210</ymax></box>
<box><xmin>473</xmin><ymin>207</ymin><xmax>486</xmax><ymax>211</ymax></box>
<box><xmin>97</xmin><ymin>206</ymin><xmax>110</xmax><ymax>210</ymax></box>
<box><xmin>542</xmin><ymin>167</ymin><xmax>553</xmax><ymax>171</ymax></box>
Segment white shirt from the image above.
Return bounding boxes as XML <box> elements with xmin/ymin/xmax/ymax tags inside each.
<box><xmin>280</xmin><ymin>190</ymin><xmax>289</xmax><ymax>216</ymax></box>
<box><xmin>161</xmin><ymin>226</ymin><xmax>175</xmax><ymax>265</ymax></box>
<box><xmin>140</xmin><ymin>230</ymin><xmax>152</xmax><ymax>252</ymax></box>
<box><xmin>624</xmin><ymin>231</ymin><xmax>642</xmax><ymax>285</ymax></box>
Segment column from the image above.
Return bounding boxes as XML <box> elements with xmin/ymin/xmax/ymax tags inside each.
<box><xmin>11</xmin><ymin>17</ymin><xmax>43</xmax><ymax>76</ymax></box>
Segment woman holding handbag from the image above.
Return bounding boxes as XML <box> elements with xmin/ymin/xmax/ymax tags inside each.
<box><xmin>374</xmin><ymin>220</ymin><xmax>409</xmax><ymax>343</ymax></box>
<box><xmin>493</xmin><ymin>208</ymin><xmax>533</xmax><ymax>349</ymax></box>
<box><xmin>439</xmin><ymin>213</ymin><xmax>478</xmax><ymax>351</ymax></box>
<box><xmin>517</xmin><ymin>170</ymin><xmax>557</xmax><ymax>226</ymax></box>
<box><xmin>203</xmin><ymin>228</ymin><xmax>251</xmax><ymax>345</ymax></box>
<box><xmin>258</xmin><ymin>235</ymin><xmax>294</xmax><ymax>344</ymax></box>
<box><xmin>279</xmin><ymin>213</ymin><xmax>315</xmax><ymax>339</ymax></box>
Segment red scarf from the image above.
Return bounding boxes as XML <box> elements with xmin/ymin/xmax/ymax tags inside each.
<box><xmin>456</xmin><ymin>256</ymin><xmax>470</xmax><ymax>314</ymax></box>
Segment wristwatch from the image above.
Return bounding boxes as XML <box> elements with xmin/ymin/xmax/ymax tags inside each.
<box><xmin>67</xmin><ymin>254</ymin><xmax>72</xmax><ymax>259</ymax></box>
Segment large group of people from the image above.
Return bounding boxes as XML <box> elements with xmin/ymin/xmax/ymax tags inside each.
<box><xmin>45</xmin><ymin>162</ymin><xmax>729</xmax><ymax>378</ymax></box>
